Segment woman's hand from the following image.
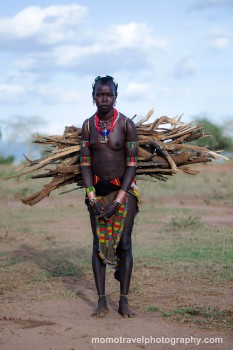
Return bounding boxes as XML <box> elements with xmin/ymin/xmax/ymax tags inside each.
<box><xmin>92</xmin><ymin>201</ymin><xmax>105</xmax><ymax>216</ymax></box>
<box><xmin>97</xmin><ymin>202</ymin><xmax>118</xmax><ymax>220</ymax></box>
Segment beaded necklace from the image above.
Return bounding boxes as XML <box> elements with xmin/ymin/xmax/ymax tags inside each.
<box><xmin>94</xmin><ymin>108</ymin><xmax>118</xmax><ymax>143</ymax></box>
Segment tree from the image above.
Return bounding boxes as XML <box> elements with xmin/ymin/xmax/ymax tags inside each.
<box><xmin>0</xmin><ymin>115</ymin><xmax>46</xmax><ymax>159</ymax></box>
<box><xmin>191</xmin><ymin>117</ymin><xmax>233</xmax><ymax>152</ymax></box>
<box><xmin>0</xmin><ymin>126</ymin><xmax>15</xmax><ymax>164</ymax></box>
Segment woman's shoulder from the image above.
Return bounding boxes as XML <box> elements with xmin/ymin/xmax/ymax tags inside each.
<box><xmin>119</xmin><ymin>112</ymin><xmax>130</xmax><ymax>126</ymax></box>
<box><xmin>119</xmin><ymin>111</ymin><xmax>127</xmax><ymax>120</ymax></box>
<box><xmin>119</xmin><ymin>112</ymin><xmax>136</xmax><ymax>128</ymax></box>
<box><xmin>82</xmin><ymin>114</ymin><xmax>95</xmax><ymax>126</ymax></box>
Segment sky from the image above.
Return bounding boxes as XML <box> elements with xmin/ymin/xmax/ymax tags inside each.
<box><xmin>0</xmin><ymin>0</ymin><xmax>233</xmax><ymax>140</ymax></box>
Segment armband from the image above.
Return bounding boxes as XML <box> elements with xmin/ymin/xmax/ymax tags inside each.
<box><xmin>86</xmin><ymin>186</ymin><xmax>96</xmax><ymax>196</ymax></box>
<box><xmin>126</xmin><ymin>156</ymin><xmax>138</xmax><ymax>166</ymax></box>
<box><xmin>80</xmin><ymin>156</ymin><xmax>92</xmax><ymax>166</ymax></box>
<box><xmin>126</xmin><ymin>141</ymin><xmax>138</xmax><ymax>149</ymax></box>
<box><xmin>81</xmin><ymin>140</ymin><xmax>90</xmax><ymax>148</ymax></box>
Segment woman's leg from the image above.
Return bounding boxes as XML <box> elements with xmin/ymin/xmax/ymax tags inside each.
<box><xmin>117</xmin><ymin>194</ymin><xmax>137</xmax><ymax>317</ymax></box>
<box><xmin>89</xmin><ymin>206</ymin><xmax>108</xmax><ymax>316</ymax></box>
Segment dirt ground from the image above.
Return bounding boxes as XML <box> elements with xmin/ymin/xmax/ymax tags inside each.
<box><xmin>0</xmin><ymin>163</ymin><xmax>233</xmax><ymax>350</ymax></box>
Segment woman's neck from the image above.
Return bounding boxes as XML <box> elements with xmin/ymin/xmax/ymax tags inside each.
<box><xmin>97</xmin><ymin>108</ymin><xmax>114</xmax><ymax>121</ymax></box>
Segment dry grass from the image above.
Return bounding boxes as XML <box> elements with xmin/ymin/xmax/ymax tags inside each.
<box><xmin>0</xmin><ymin>162</ymin><xmax>233</xmax><ymax>329</ymax></box>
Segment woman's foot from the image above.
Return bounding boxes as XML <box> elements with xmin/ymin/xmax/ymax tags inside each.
<box><xmin>92</xmin><ymin>295</ymin><xmax>109</xmax><ymax>317</ymax></box>
<box><xmin>118</xmin><ymin>295</ymin><xmax>135</xmax><ymax>318</ymax></box>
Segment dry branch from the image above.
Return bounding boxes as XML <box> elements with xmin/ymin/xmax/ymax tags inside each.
<box><xmin>5</xmin><ymin>111</ymin><xmax>227</xmax><ymax>206</ymax></box>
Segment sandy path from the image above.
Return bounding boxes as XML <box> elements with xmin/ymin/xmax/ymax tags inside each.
<box><xmin>1</xmin><ymin>295</ymin><xmax>232</xmax><ymax>350</ymax></box>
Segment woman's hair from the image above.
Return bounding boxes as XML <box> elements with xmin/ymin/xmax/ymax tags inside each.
<box><xmin>92</xmin><ymin>75</ymin><xmax>118</xmax><ymax>94</ymax></box>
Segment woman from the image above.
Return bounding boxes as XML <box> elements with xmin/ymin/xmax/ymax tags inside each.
<box><xmin>80</xmin><ymin>75</ymin><xmax>139</xmax><ymax>317</ymax></box>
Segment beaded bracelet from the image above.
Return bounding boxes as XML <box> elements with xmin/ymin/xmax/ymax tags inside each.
<box><xmin>113</xmin><ymin>201</ymin><xmax>121</xmax><ymax>208</ymax></box>
<box><xmin>87</xmin><ymin>190</ymin><xmax>96</xmax><ymax>201</ymax></box>
<box><xmin>86</xmin><ymin>186</ymin><xmax>96</xmax><ymax>196</ymax></box>
<box><xmin>90</xmin><ymin>197</ymin><xmax>103</xmax><ymax>207</ymax></box>
<box><xmin>89</xmin><ymin>198</ymin><xmax>98</xmax><ymax>207</ymax></box>
<box><xmin>115</xmin><ymin>190</ymin><xmax>127</xmax><ymax>204</ymax></box>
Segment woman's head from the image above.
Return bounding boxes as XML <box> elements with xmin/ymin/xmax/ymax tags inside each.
<box><xmin>92</xmin><ymin>75</ymin><xmax>118</xmax><ymax>96</ymax></box>
<box><xmin>92</xmin><ymin>75</ymin><xmax>118</xmax><ymax>113</ymax></box>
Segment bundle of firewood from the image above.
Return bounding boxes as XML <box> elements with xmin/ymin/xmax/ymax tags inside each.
<box><xmin>6</xmin><ymin>110</ymin><xmax>226</xmax><ymax>206</ymax></box>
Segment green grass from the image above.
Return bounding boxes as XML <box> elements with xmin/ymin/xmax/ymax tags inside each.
<box><xmin>165</xmin><ymin>215</ymin><xmax>205</xmax><ymax>231</ymax></box>
<box><xmin>134</xmin><ymin>221</ymin><xmax>233</xmax><ymax>262</ymax></box>
<box><xmin>138</xmin><ymin>164</ymin><xmax>233</xmax><ymax>204</ymax></box>
<box><xmin>145</xmin><ymin>305</ymin><xmax>160</xmax><ymax>312</ymax></box>
<box><xmin>145</xmin><ymin>305</ymin><xmax>233</xmax><ymax>330</ymax></box>
<box><xmin>133</xmin><ymin>213</ymin><xmax>233</xmax><ymax>281</ymax></box>
<box><xmin>0</xmin><ymin>247</ymin><xmax>90</xmax><ymax>277</ymax></box>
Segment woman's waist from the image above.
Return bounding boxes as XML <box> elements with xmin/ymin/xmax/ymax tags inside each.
<box><xmin>93</xmin><ymin>175</ymin><xmax>123</xmax><ymax>186</ymax></box>
<box><xmin>93</xmin><ymin>174</ymin><xmax>136</xmax><ymax>194</ymax></box>
<box><xmin>91</xmin><ymin>166</ymin><xmax>125</xmax><ymax>181</ymax></box>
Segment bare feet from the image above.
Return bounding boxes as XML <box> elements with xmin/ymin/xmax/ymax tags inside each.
<box><xmin>92</xmin><ymin>295</ymin><xmax>109</xmax><ymax>317</ymax></box>
<box><xmin>118</xmin><ymin>295</ymin><xmax>135</xmax><ymax>318</ymax></box>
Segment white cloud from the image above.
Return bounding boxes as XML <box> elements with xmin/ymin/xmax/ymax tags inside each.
<box><xmin>0</xmin><ymin>82</ymin><xmax>81</xmax><ymax>105</ymax></box>
<box><xmin>6</xmin><ymin>71</ymin><xmax>40</xmax><ymax>83</ymax></box>
<box><xmin>0</xmin><ymin>84</ymin><xmax>26</xmax><ymax>103</ymax></box>
<box><xmin>109</xmin><ymin>22</ymin><xmax>167</xmax><ymax>50</ymax></box>
<box><xmin>158</xmin><ymin>85</ymin><xmax>189</xmax><ymax>101</ymax></box>
<box><xmin>0</xmin><ymin>7</ymin><xmax>166</xmax><ymax>57</ymax></box>
<box><xmin>125</xmin><ymin>82</ymin><xmax>150</xmax><ymax>98</ymax></box>
<box><xmin>207</xmin><ymin>28</ymin><xmax>232</xmax><ymax>49</ymax></box>
<box><xmin>212</xmin><ymin>36</ymin><xmax>231</xmax><ymax>48</ymax></box>
<box><xmin>50</xmin><ymin>43</ymin><xmax>104</xmax><ymax>66</ymax></box>
<box><xmin>30</xmin><ymin>84</ymin><xmax>82</xmax><ymax>104</ymax></box>
<box><xmin>0</xmin><ymin>5</ymin><xmax>87</xmax><ymax>46</ymax></box>
<box><xmin>171</xmin><ymin>56</ymin><xmax>200</xmax><ymax>79</ymax></box>
<box><xmin>10</xmin><ymin>19</ymin><xmax>167</xmax><ymax>76</ymax></box>
<box><xmin>0</xmin><ymin>6</ymin><xmax>167</xmax><ymax>107</ymax></box>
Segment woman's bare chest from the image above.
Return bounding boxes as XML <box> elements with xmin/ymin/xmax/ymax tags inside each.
<box><xmin>89</xmin><ymin>118</ymin><xmax>126</xmax><ymax>151</ymax></box>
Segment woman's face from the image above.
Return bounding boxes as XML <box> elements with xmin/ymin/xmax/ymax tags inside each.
<box><xmin>93</xmin><ymin>82</ymin><xmax>117</xmax><ymax>113</ymax></box>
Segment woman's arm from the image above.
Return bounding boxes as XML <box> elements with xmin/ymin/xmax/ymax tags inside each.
<box><xmin>80</xmin><ymin>119</ymin><xmax>104</xmax><ymax>215</ymax></box>
<box><xmin>80</xmin><ymin>119</ymin><xmax>94</xmax><ymax>188</ymax></box>
<box><xmin>119</xmin><ymin>118</ymin><xmax>138</xmax><ymax>193</ymax></box>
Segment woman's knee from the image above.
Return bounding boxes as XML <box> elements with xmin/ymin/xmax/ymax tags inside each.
<box><xmin>92</xmin><ymin>238</ymin><xmax>99</xmax><ymax>253</ymax></box>
<box><xmin>119</xmin><ymin>233</ymin><xmax>132</xmax><ymax>252</ymax></box>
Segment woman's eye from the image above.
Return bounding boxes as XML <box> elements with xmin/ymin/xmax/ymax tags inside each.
<box><xmin>96</xmin><ymin>93</ymin><xmax>113</xmax><ymax>97</ymax></box>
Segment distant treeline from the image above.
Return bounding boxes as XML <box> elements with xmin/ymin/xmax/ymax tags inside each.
<box><xmin>0</xmin><ymin>155</ymin><xmax>15</xmax><ymax>164</ymax></box>
<box><xmin>191</xmin><ymin>117</ymin><xmax>233</xmax><ymax>152</ymax></box>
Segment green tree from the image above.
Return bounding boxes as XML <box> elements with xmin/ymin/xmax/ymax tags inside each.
<box><xmin>0</xmin><ymin>155</ymin><xmax>15</xmax><ymax>164</ymax></box>
<box><xmin>0</xmin><ymin>115</ymin><xmax>46</xmax><ymax>159</ymax></box>
<box><xmin>0</xmin><ymin>126</ymin><xmax>15</xmax><ymax>164</ymax></box>
<box><xmin>192</xmin><ymin>117</ymin><xmax>233</xmax><ymax>151</ymax></box>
